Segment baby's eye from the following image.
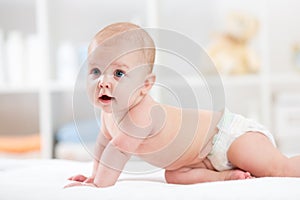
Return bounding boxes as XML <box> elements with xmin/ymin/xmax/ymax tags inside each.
<box><xmin>114</xmin><ymin>69</ymin><xmax>125</xmax><ymax>78</ymax></box>
<box><xmin>91</xmin><ymin>68</ymin><xmax>101</xmax><ymax>77</ymax></box>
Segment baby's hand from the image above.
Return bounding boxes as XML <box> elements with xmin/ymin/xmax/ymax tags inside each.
<box><xmin>64</xmin><ymin>181</ymin><xmax>97</xmax><ymax>188</ymax></box>
<box><xmin>68</xmin><ymin>174</ymin><xmax>88</xmax><ymax>182</ymax></box>
<box><xmin>65</xmin><ymin>175</ymin><xmax>95</xmax><ymax>188</ymax></box>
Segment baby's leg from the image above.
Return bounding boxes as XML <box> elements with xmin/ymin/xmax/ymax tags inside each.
<box><xmin>227</xmin><ymin>131</ymin><xmax>300</xmax><ymax>177</ymax></box>
<box><xmin>165</xmin><ymin>167</ymin><xmax>251</xmax><ymax>184</ymax></box>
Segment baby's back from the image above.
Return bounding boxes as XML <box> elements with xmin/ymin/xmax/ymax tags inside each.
<box><xmin>136</xmin><ymin>105</ymin><xmax>221</xmax><ymax>170</ymax></box>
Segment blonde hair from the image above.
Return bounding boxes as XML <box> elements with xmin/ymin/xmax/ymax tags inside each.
<box><xmin>88</xmin><ymin>22</ymin><xmax>156</xmax><ymax>70</ymax></box>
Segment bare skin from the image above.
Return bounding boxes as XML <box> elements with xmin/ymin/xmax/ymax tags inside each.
<box><xmin>227</xmin><ymin>131</ymin><xmax>300</xmax><ymax>177</ymax></box>
<box><xmin>65</xmin><ymin>22</ymin><xmax>300</xmax><ymax>188</ymax></box>
<box><xmin>66</xmin><ymin>54</ymin><xmax>252</xmax><ymax>188</ymax></box>
<box><xmin>66</xmin><ymin>94</ymin><xmax>252</xmax><ymax>188</ymax></box>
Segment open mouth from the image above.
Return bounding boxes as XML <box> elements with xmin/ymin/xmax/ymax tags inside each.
<box><xmin>98</xmin><ymin>95</ymin><xmax>114</xmax><ymax>103</ymax></box>
<box><xmin>100</xmin><ymin>95</ymin><xmax>112</xmax><ymax>100</ymax></box>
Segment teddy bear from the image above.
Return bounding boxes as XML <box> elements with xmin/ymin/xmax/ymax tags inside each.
<box><xmin>207</xmin><ymin>12</ymin><xmax>260</xmax><ymax>75</ymax></box>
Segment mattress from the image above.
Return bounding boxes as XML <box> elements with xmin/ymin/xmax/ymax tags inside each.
<box><xmin>0</xmin><ymin>158</ymin><xmax>300</xmax><ymax>200</ymax></box>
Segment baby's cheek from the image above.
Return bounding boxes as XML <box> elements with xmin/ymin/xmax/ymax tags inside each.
<box><xmin>118</xmin><ymin>90</ymin><xmax>131</xmax><ymax>106</ymax></box>
<box><xmin>129</xmin><ymin>89</ymin><xmax>141</xmax><ymax>104</ymax></box>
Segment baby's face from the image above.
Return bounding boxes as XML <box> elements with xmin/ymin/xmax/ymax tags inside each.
<box><xmin>87</xmin><ymin>49</ymin><xmax>150</xmax><ymax>113</ymax></box>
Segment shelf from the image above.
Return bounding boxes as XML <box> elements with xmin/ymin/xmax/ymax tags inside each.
<box><xmin>221</xmin><ymin>74</ymin><xmax>262</xmax><ymax>87</ymax></box>
<box><xmin>0</xmin><ymin>82</ymin><xmax>77</xmax><ymax>94</ymax></box>
<box><xmin>271</xmin><ymin>73</ymin><xmax>300</xmax><ymax>85</ymax></box>
<box><xmin>48</xmin><ymin>81</ymin><xmax>75</xmax><ymax>92</ymax></box>
<box><xmin>0</xmin><ymin>85</ymin><xmax>40</xmax><ymax>94</ymax></box>
<box><xmin>159</xmin><ymin>74</ymin><xmax>262</xmax><ymax>88</ymax></box>
<box><xmin>0</xmin><ymin>93</ymin><xmax>39</xmax><ymax>136</ymax></box>
<box><xmin>1</xmin><ymin>0</ymin><xmax>300</xmax><ymax>159</ymax></box>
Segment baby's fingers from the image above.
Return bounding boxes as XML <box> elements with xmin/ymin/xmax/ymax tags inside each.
<box><xmin>64</xmin><ymin>181</ymin><xmax>96</xmax><ymax>189</ymax></box>
<box><xmin>68</xmin><ymin>174</ymin><xmax>87</xmax><ymax>182</ymax></box>
<box><xmin>64</xmin><ymin>182</ymin><xmax>84</xmax><ymax>188</ymax></box>
<box><xmin>84</xmin><ymin>177</ymin><xmax>94</xmax><ymax>183</ymax></box>
<box><xmin>245</xmin><ymin>172</ymin><xmax>255</xmax><ymax>179</ymax></box>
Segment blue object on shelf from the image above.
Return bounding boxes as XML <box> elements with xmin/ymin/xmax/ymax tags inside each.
<box><xmin>56</xmin><ymin>120</ymin><xmax>99</xmax><ymax>143</ymax></box>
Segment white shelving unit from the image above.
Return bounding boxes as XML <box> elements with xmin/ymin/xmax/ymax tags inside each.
<box><xmin>0</xmin><ymin>0</ymin><xmax>153</xmax><ymax>158</ymax></box>
<box><xmin>0</xmin><ymin>0</ymin><xmax>299</xmax><ymax>158</ymax></box>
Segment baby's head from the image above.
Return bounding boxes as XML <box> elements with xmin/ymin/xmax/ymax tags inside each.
<box><xmin>88</xmin><ymin>22</ymin><xmax>155</xmax><ymax>70</ymax></box>
<box><xmin>87</xmin><ymin>22</ymin><xmax>156</xmax><ymax>113</ymax></box>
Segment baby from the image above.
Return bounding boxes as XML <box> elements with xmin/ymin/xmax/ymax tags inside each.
<box><xmin>65</xmin><ymin>22</ymin><xmax>300</xmax><ymax>188</ymax></box>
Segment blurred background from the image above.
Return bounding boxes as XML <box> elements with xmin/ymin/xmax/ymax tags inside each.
<box><xmin>0</xmin><ymin>0</ymin><xmax>299</xmax><ymax>160</ymax></box>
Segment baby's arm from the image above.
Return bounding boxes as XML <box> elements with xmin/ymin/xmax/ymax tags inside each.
<box><xmin>92</xmin><ymin>130</ymin><xmax>145</xmax><ymax>187</ymax></box>
<box><xmin>66</xmin><ymin>114</ymin><xmax>110</xmax><ymax>185</ymax></box>
<box><xmin>66</xmin><ymin>127</ymin><xmax>110</xmax><ymax>184</ymax></box>
<box><xmin>65</xmin><ymin>128</ymin><xmax>135</xmax><ymax>188</ymax></box>
<box><xmin>90</xmin><ymin>130</ymin><xmax>110</xmax><ymax>180</ymax></box>
<box><xmin>67</xmin><ymin>110</ymin><xmax>151</xmax><ymax>187</ymax></box>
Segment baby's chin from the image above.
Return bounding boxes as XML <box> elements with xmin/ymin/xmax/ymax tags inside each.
<box><xmin>94</xmin><ymin>99</ymin><xmax>135</xmax><ymax>114</ymax></box>
<box><xmin>98</xmin><ymin>105</ymin><xmax>128</xmax><ymax>114</ymax></box>
<box><xmin>98</xmin><ymin>105</ymin><xmax>113</xmax><ymax>113</ymax></box>
<box><xmin>102</xmin><ymin>109</ymin><xmax>113</xmax><ymax>114</ymax></box>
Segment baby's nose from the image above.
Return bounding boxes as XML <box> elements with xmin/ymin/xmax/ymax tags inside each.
<box><xmin>98</xmin><ymin>81</ymin><xmax>111</xmax><ymax>89</ymax></box>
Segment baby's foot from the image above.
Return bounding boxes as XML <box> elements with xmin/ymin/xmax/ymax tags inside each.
<box><xmin>224</xmin><ymin>170</ymin><xmax>252</xmax><ymax>180</ymax></box>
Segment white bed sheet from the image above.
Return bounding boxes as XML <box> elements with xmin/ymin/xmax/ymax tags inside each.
<box><xmin>0</xmin><ymin>158</ymin><xmax>300</xmax><ymax>200</ymax></box>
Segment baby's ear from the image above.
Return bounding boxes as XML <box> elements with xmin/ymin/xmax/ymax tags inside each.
<box><xmin>141</xmin><ymin>73</ymin><xmax>156</xmax><ymax>95</ymax></box>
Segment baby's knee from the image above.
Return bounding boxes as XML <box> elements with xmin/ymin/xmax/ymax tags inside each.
<box><xmin>262</xmin><ymin>160</ymin><xmax>289</xmax><ymax>177</ymax></box>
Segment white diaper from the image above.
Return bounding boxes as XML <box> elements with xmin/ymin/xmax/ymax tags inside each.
<box><xmin>207</xmin><ymin>109</ymin><xmax>276</xmax><ymax>171</ymax></box>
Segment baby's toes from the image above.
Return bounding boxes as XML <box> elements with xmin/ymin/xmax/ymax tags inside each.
<box><xmin>244</xmin><ymin>172</ymin><xmax>253</xmax><ymax>179</ymax></box>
